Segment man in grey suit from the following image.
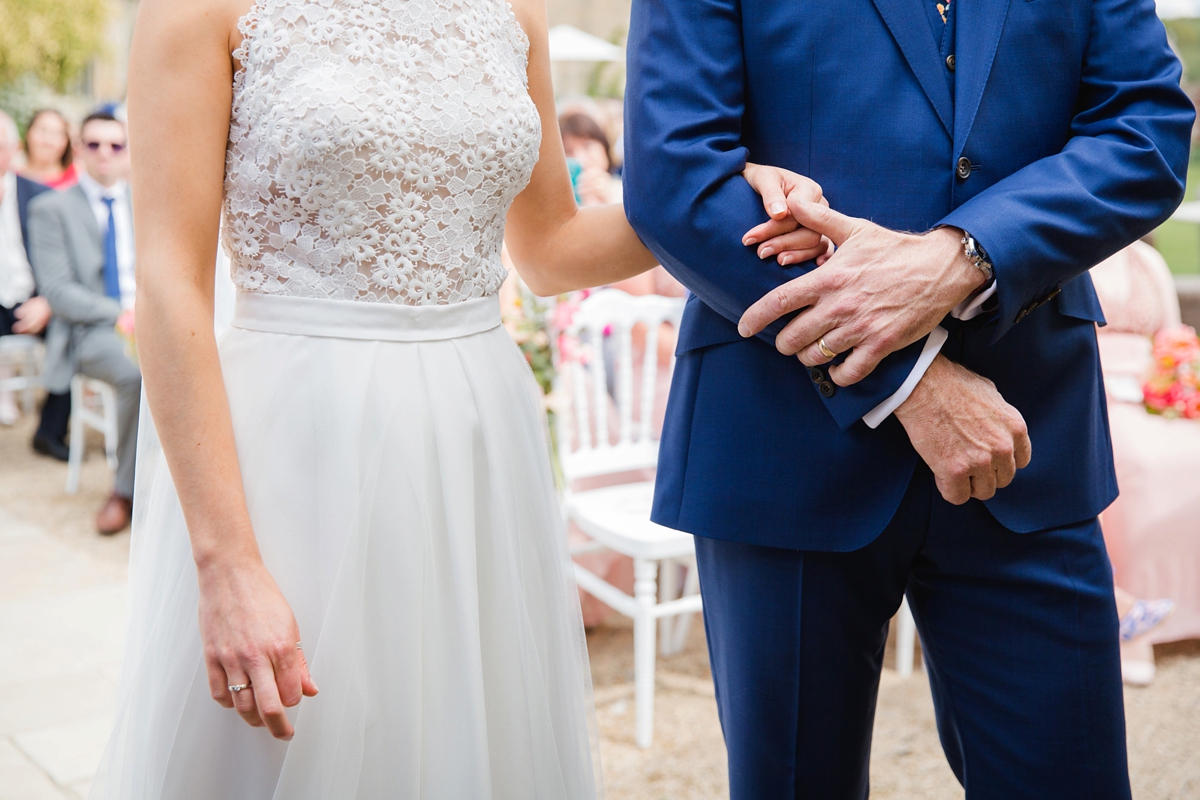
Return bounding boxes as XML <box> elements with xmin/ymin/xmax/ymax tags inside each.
<box><xmin>27</xmin><ymin>112</ymin><xmax>140</xmax><ymax>535</ymax></box>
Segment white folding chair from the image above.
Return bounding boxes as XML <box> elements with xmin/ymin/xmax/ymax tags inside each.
<box><xmin>66</xmin><ymin>375</ymin><xmax>118</xmax><ymax>494</ymax></box>
<box><xmin>555</xmin><ymin>289</ymin><xmax>694</xmax><ymax>748</ymax></box>
<box><xmin>0</xmin><ymin>334</ymin><xmax>45</xmax><ymax>416</ymax></box>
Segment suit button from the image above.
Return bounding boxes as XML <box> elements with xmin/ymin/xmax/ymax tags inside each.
<box><xmin>819</xmin><ymin>380</ymin><xmax>837</xmax><ymax>398</ymax></box>
<box><xmin>946</xmin><ymin>54</ymin><xmax>956</xmax><ymax>71</ymax></box>
<box><xmin>810</xmin><ymin>367</ymin><xmax>826</xmax><ymax>384</ymax></box>
<box><xmin>956</xmin><ymin>156</ymin><xmax>972</xmax><ymax>180</ymax></box>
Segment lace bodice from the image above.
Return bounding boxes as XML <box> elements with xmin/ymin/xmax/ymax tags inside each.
<box><xmin>223</xmin><ymin>0</ymin><xmax>541</xmax><ymax>305</ymax></box>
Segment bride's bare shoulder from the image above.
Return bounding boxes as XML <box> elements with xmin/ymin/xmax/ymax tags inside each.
<box><xmin>133</xmin><ymin>0</ymin><xmax>252</xmax><ymax>63</ymax></box>
<box><xmin>505</xmin><ymin>0</ymin><xmax>549</xmax><ymax>43</ymax></box>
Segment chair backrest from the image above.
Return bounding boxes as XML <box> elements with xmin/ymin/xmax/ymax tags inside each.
<box><xmin>1091</xmin><ymin>241</ymin><xmax>1182</xmax><ymax>337</ymax></box>
<box><xmin>555</xmin><ymin>289</ymin><xmax>685</xmax><ymax>484</ymax></box>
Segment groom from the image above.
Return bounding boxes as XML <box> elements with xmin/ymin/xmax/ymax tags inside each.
<box><xmin>624</xmin><ymin>0</ymin><xmax>1193</xmax><ymax>796</ymax></box>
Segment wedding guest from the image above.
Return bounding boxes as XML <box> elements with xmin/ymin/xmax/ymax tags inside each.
<box><xmin>0</xmin><ymin>110</ymin><xmax>73</xmax><ymax>446</ymax></box>
<box><xmin>1091</xmin><ymin>240</ymin><xmax>1200</xmax><ymax>686</ymax></box>
<box><xmin>27</xmin><ymin>111</ymin><xmax>140</xmax><ymax>535</ymax></box>
<box><xmin>19</xmin><ymin>110</ymin><xmax>77</xmax><ymax>190</ymax></box>
<box><xmin>559</xmin><ymin>112</ymin><xmax>619</xmax><ymax>206</ymax></box>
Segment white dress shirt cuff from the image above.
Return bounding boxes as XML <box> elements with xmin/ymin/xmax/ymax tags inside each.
<box><xmin>950</xmin><ymin>280</ymin><xmax>997</xmax><ymax>322</ymax></box>
<box><xmin>860</xmin><ymin>278</ymin><xmax>998</xmax><ymax>428</ymax></box>
<box><xmin>862</xmin><ymin>326</ymin><xmax>948</xmax><ymax>429</ymax></box>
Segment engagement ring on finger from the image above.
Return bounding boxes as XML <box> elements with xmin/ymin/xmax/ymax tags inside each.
<box><xmin>229</xmin><ymin>683</ymin><xmax>251</xmax><ymax>693</ymax></box>
<box><xmin>818</xmin><ymin>337</ymin><xmax>837</xmax><ymax>359</ymax></box>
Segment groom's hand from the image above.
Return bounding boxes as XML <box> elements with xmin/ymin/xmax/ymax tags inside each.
<box><xmin>894</xmin><ymin>354</ymin><xmax>1032</xmax><ymax>504</ymax></box>
<box><xmin>737</xmin><ymin>203</ymin><xmax>987</xmax><ymax>387</ymax></box>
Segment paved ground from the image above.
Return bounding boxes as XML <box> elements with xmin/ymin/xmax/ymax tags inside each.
<box><xmin>1</xmin><ymin>413</ymin><xmax>1198</xmax><ymax>799</ymax></box>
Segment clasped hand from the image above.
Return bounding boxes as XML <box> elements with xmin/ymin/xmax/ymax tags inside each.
<box><xmin>739</xmin><ymin>164</ymin><xmax>1031</xmax><ymax>504</ymax></box>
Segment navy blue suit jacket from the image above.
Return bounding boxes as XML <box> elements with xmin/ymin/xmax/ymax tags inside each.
<box><xmin>624</xmin><ymin>0</ymin><xmax>1193</xmax><ymax>550</ymax></box>
<box><xmin>15</xmin><ymin>174</ymin><xmax>50</xmax><ymax>263</ymax></box>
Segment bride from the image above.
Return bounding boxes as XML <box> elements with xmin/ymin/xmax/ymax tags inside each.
<box><xmin>94</xmin><ymin>0</ymin><xmax>827</xmax><ymax>796</ymax></box>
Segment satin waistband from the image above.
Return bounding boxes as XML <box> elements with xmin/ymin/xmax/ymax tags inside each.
<box><xmin>231</xmin><ymin>292</ymin><xmax>502</xmax><ymax>342</ymax></box>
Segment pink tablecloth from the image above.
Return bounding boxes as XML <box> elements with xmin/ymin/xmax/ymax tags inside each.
<box><xmin>1102</xmin><ymin>401</ymin><xmax>1200</xmax><ymax>644</ymax></box>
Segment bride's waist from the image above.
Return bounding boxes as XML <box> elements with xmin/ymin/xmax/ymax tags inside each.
<box><xmin>231</xmin><ymin>291</ymin><xmax>501</xmax><ymax>342</ymax></box>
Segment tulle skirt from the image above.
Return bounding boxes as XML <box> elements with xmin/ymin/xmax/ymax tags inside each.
<box><xmin>90</xmin><ymin>292</ymin><xmax>601</xmax><ymax>799</ymax></box>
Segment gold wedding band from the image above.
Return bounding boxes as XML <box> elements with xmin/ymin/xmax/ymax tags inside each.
<box><xmin>818</xmin><ymin>337</ymin><xmax>837</xmax><ymax>359</ymax></box>
<box><xmin>228</xmin><ymin>683</ymin><xmax>251</xmax><ymax>693</ymax></box>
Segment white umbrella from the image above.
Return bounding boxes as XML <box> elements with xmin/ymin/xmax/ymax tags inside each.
<box><xmin>548</xmin><ymin>25</ymin><xmax>623</xmax><ymax>62</ymax></box>
<box><xmin>1158</xmin><ymin>0</ymin><xmax>1200</xmax><ymax>18</ymax></box>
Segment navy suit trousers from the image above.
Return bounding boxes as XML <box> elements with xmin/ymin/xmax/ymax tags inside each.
<box><xmin>694</xmin><ymin>464</ymin><xmax>1130</xmax><ymax>799</ymax></box>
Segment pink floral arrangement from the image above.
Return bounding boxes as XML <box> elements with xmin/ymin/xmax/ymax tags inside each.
<box><xmin>115</xmin><ymin>308</ymin><xmax>137</xmax><ymax>365</ymax></box>
<box><xmin>1142</xmin><ymin>324</ymin><xmax>1200</xmax><ymax>419</ymax></box>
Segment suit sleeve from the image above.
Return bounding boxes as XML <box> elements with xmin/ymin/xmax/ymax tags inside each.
<box><xmin>622</xmin><ymin>0</ymin><xmax>926</xmax><ymax>430</ymax></box>
<box><xmin>27</xmin><ymin>196</ymin><xmax>122</xmax><ymax>326</ymax></box>
<box><xmin>941</xmin><ymin>0</ymin><xmax>1194</xmax><ymax>340</ymax></box>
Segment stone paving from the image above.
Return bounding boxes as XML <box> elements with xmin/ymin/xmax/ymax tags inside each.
<box><xmin>0</xmin><ymin>505</ymin><xmax>122</xmax><ymax>800</ymax></box>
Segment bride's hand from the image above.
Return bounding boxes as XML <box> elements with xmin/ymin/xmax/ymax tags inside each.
<box><xmin>742</xmin><ymin>163</ymin><xmax>835</xmax><ymax>266</ymax></box>
<box><xmin>198</xmin><ymin>559</ymin><xmax>319</xmax><ymax>740</ymax></box>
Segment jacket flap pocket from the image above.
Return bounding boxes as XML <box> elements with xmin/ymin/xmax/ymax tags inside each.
<box><xmin>676</xmin><ymin>295</ymin><xmax>746</xmax><ymax>355</ymax></box>
<box><xmin>1056</xmin><ymin>273</ymin><xmax>1106</xmax><ymax>325</ymax></box>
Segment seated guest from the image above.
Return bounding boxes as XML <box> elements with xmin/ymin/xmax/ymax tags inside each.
<box><xmin>0</xmin><ymin>110</ymin><xmax>72</xmax><ymax>447</ymax></box>
<box><xmin>1092</xmin><ymin>240</ymin><xmax>1200</xmax><ymax>684</ymax></box>
<box><xmin>18</xmin><ymin>110</ymin><xmax>77</xmax><ymax>190</ymax></box>
<box><xmin>27</xmin><ymin>111</ymin><xmax>139</xmax><ymax>535</ymax></box>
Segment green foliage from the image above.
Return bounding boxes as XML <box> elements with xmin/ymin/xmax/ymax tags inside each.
<box><xmin>1165</xmin><ymin>19</ymin><xmax>1200</xmax><ymax>84</ymax></box>
<box><xmin>1153</xmin><ymin>159</ymin><xmax>1200</xmax><ymax>276</ymax></box>
<box><xmin>585</xmin><ymin>26</ymin><xmax>627</xmax><ymax>99</ymax></box>
<box><xmin>0</xmin><ymin>0</ymin><xmax>110</xmax><ymax>91</ymax></box>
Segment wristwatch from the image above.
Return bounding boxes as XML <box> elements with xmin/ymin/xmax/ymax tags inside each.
<box><xmin>960</xmin><ymin>232</ymin><xmax>994</xmax><ymax>283</ymax></box>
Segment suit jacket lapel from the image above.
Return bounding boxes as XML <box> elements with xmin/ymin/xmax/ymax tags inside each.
<box><xmin>66</xmin><ymin>185</ymin><xmax>103</xmax><ymax>247</ymax></box>
<box><xmin>953</xmin><ymin>0</ymin><xmax>1012</xmax><ymax>155</ymax></box>
<box><xmin>869</xmin><ymin>0</ymin><xmax>954</xmax><ymax>135</ymax></box>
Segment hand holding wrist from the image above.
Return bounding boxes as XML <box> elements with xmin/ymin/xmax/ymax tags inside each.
<box><xmin>895</xmin><ymin>354</ymin><xmax>1032</xmax><ymax>505</ymax></box>
<box><xmin>738</xmin><ymin>212</ymin><xmax>991</xmax><ymax>388</ymax></box>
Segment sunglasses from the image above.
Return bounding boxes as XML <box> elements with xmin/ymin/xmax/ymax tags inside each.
<box><xmin>84</xmin><ymin>141</ymin><xmax>126</xmax><ymax>153</ymax></box>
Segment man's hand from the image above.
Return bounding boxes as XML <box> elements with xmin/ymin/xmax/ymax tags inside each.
<box><xmin>737</xmin><ymin>201</ymin><xmax>986</xmax><ymax>387</ymax></box>
<box><xmin>894</xmin><ymin>354</ymin><xmax>1032</xmax><ymax>504</ymax></box>
<box><xmin>12</xmin><ymin>297</ymin><xmax>52</xmax><ymax>335</ymax></box>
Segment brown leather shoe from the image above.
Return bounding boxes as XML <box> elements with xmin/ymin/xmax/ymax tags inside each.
<box><xmin>96</xmin><ymin>493</ymin><xmax>133</xmax><ymax>536</ymax></box>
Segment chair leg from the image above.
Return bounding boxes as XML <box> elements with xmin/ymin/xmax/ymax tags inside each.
<box><xmin>101</xmin><ymin>384</ymin><xmax>119</xmax><ymax>471</ymax></box>
<box><xmin>667</xmin><ymin>560</ymin><xmax>702</xmax><ymax>655</ymax></box>
<box><xmin>66</xmin><ymin>378</ymin><xmax>84</xmax><ymax>495</ymax></box>
<box><xmin>896</xmin><ymin>596</ymin><xmax>916</xmax><ymax>678</ymax></box>
<box><xmin>633</xmin><ymin>557</ymin><xmax>658</xmax><ymax>748</ymax></box>
<box><xmin>20</xmin><ymin>359</ymin><xmax>37</xmax><ymax>416</ymax></box>
<box><xmin>658</xmin><ymin>557</ymin><xmax>679</xmax><ymax>656</ymax></box>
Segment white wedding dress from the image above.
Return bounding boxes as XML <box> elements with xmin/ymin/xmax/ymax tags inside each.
<box><xmin>90</xmin><ymin>0</ymin><xmax>601</xmax><ymax>796</ymax></box>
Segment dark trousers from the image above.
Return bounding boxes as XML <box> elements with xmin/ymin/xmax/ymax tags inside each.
<box><xmin>694</xmin><ymin>464</ymin><xmax>1131</xmax><ymax>800</ymax></box>
<box><xmin>1</xmin><ymin>302</ymin><xmax>71</xmax><ymax>443</ymax></box>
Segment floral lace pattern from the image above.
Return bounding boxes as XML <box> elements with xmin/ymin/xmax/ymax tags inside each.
<box><xmin>223</xmin><ymin>0</ymin><xmax>541</xmax><ymax>305</ymax></box>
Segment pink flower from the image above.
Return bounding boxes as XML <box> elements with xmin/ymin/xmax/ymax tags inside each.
<box><xmin>1152</xmin><ymin>324</ymin><xmax>1200</xmax><ymax>367</ymax></box>
<box><xmin>115</xmin><ymin>308</ymin><xmax>135</xmax><ymax>337</ymax></box>
<box><xmin>1184</xmin><ymin>392</ymin><xmax>1200</xmax><ymax>420</ymax></box>
<box><xmin>552</xmin><ymin>297</ymin><xmax>580</xmax><ymax>331</ymax></box>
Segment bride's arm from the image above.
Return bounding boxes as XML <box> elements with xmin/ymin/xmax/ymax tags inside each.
<box><xmin>505</xmin><ymin>0</ymin><xmax>830</xmax><ymax>296</ymax></box>
<box><xmin>128</xmin><ymin>0</ymin><xmax>316</xmax><ymax>741</ymax></box>
<box><xmin>502</xmin><ymin>0</ymin><xmax>655</xmax><ymax>296</ymax></box>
